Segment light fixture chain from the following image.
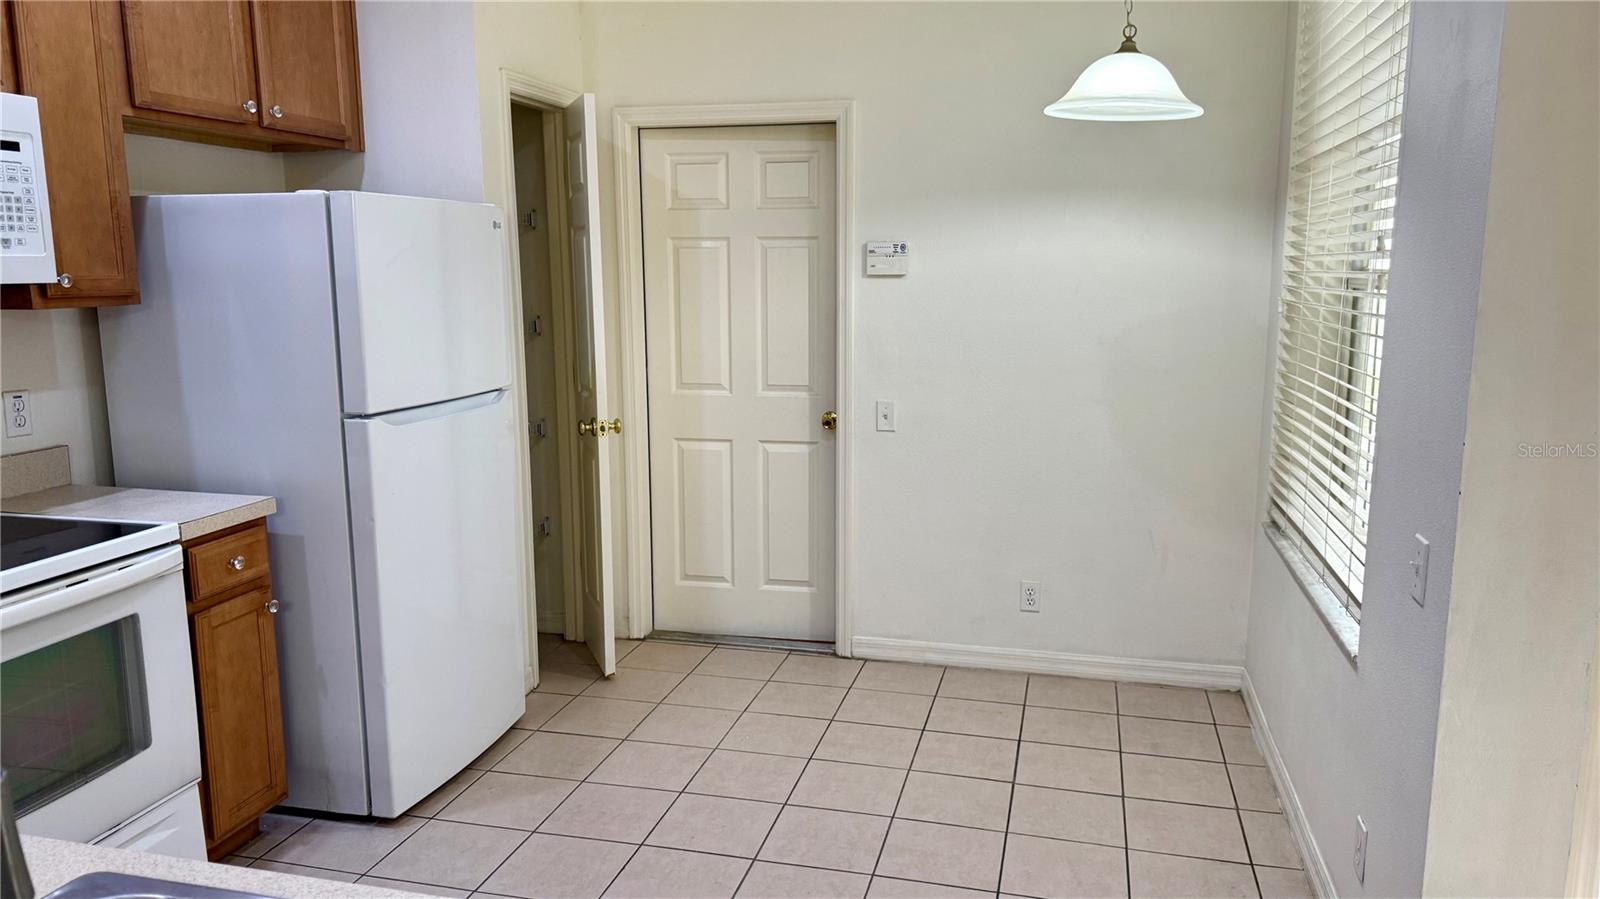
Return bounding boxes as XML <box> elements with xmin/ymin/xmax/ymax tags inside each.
<box><xmin>1124</xmin><ymin>0</ymin><xmax>1137</xmax><ymax>41</ymax></box>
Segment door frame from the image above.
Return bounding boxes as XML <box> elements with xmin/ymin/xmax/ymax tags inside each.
<box><xmin>496</xmin><ymin>69</ymin><xmax>584</xmax><ymax>689</ymax></box>
<box><xmin>612</xmin><ymin>100</ymin><xmax>857</xmax><ymax>655</ymax></box>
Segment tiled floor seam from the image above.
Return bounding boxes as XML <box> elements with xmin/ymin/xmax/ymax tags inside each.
<box><xmin>996</xmin><ymin>685</ymin><xmax>1025</xmax><ymax>897</ymax></box>
<box><xmin>865</xmin><ymin>665</ymin><xmax>941</xmax><ymax>888</ymax></box>
<box><xmin>728</xmin><ymin>659</ymin><xmax>861</xmax><ymax>896</ymax></box>
<box><xmin>1117</xmin><ymin>678</ymin><xmax>1132</xmax><ymax>899</ymax></box>
<box><xmin>1216</xmin><ymin>722</ymin><xmax>1266</xmax><ymax>899</ymax></box>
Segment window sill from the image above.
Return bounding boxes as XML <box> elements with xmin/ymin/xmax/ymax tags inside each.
<box><xmin>1262</xmin><ymin>523</ymin><xmax>1360</xmax><ymax>665</ymax></box>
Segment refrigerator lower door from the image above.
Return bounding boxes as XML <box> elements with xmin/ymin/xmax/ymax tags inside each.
<box><xmin>343</xmin><ymin>389</ymin><xmax>525</xmax><ymax>817</ymax></box>
<box><xmin>330</xmin><ymin>191</ymin><xmax>511</xmax><ymax>416</ymax></box>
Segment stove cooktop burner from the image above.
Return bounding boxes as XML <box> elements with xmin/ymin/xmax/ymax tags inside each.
<box><xmin>0</xmin><ymin>514</ymin><xmax>159</xmax><ymax>572</ymax></box>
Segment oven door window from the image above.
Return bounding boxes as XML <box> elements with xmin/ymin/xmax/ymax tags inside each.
<box><xmin>1</xmin><ymin>615</ymin><xmax>152</xmax><ymax>816</ymax></box>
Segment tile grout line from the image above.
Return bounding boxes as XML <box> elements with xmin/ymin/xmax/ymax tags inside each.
<box><xmin>996</xmin><ymin>675</ymin><xmax>1030</xmax><ymax>897</ymax></box>
<box><xmin>585</xmin><ymin>643</ymin><xmax>737</xmax><ymax>898</ymax></box>
<box><xmin>1118</xmin><ymin>682</ymin><xmax>1132</xmax><ymax>899</ymax></box>
<box><xmin>866</xmin><ymin>662</ymin><xmax>945</xmax><ymax>889</ymax></box>
<box><xmin>1212</xmin><ymin>691</ymin><xmax>1265</xmax><ymax>899</ymax></box>
<box><xmin>733</xmin><ymin>654</ymin><xmax>866</xmax><ymax>896</ymax></box>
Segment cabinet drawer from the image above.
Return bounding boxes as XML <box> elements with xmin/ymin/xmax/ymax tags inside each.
<box><xmin>188</xmin><ymin>524</ymin><xmax>270</xmax><ymax>599</ymax></box>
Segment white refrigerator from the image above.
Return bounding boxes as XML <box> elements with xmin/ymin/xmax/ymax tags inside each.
<box><xmin>99</xmin><ymin>191</ymin><xmax>525</xmax><ymax>817</ymax></box>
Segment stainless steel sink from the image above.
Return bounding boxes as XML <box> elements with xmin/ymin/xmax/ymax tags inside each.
<box><xmin>40</xmin><ymin>873</ymin><xmax>277</xmax><ymax>899</ymax></box>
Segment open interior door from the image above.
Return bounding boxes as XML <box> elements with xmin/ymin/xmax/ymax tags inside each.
<box><xmin>564</xmin><ymin>93</ymin><xmax>618</xmax><ymax>676</ymax></box>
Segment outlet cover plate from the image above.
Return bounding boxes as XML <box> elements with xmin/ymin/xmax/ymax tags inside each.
<box><xmin>4</xmin><ymin>390</ymin><xmax>31</xmax><ymax>438</ymax></box>
<box><xmin>1019</xmin><ymin>580</ymin><xmax>1042</xmax><ymax>613</ymax></box>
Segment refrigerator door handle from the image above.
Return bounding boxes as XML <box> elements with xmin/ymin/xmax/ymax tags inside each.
<box><xmin>349</xmin><ymin>389</ymin><xmax>508</xmax><ymax>427</ymax></box>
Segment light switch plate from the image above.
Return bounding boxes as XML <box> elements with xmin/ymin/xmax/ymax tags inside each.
<box><xmin>875</xmin><ymin>400</ymin><xmax>896</xmax><ymax>432</ymax></box>
<box><xmin>1409</xmin><ymin>534</ymin><xmax>1430</xmax><ymax>607</ymax></box>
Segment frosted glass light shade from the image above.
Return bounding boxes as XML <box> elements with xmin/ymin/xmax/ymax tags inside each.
<box><xmin>1044</xmin><ymin>48</ymin><xmax>1203</xmax><ymax>122</ymax></box>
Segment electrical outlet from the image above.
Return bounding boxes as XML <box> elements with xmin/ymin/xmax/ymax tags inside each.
<box><xmin>1019</xmin><ymin>580</ymin><xmax>1042</xmax><ymax>613</ymax></box>
<box><xmin>1409</xmin><ymin>534</ymin><xmax>1430</xmax><ymax>607</ymax></box>
<box><xmin>1353</xmin><ymin>816</ymin><xmax>1368</xmax><ymax>884</ymax></box>
<box><xmin>4</xmin><ymin>390</ymin><xmax>31</xmax><ymax>438</ymax></box>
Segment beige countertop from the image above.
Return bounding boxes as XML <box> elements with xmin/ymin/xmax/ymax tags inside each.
<box><xmin>20</xmin><ymin>836</ymin><xmax>414</xmax><ymax>899</ymax></box>
<box><xmin>3</xmin><ymin>485</ymin><xmax>277</xmax><ymax>542</ymax></box>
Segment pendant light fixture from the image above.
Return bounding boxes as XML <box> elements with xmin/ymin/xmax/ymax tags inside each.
<box><xmin>1044</xmin><ymin>0</ymin><xmax>1203</xmax><ymax>122</ymax></box>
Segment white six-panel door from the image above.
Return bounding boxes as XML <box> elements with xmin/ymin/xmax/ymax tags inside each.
<box><xmin>565</xmin><ymin>94</ymin><xmax>618</xmax><ymax>674</ymax></box>
<box><xmin>641</xmin><ymin>124</ymin><xmax>837</xmax><ymax>641</ymax></box>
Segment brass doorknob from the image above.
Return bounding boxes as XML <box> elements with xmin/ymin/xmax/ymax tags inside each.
<box><xmin>821</xmin><ymin>411</ymin><xmax>838</xmax><ymax>431</ymax></box>
<box><xmin>596</xmin><ymin>417</ymin><xmax>623</xmax><ymax>436</ymax></box>
<box><xmin>578</xmin><ymin>418</ymin><xmax>596</xmax><ymax>436</ymax></box>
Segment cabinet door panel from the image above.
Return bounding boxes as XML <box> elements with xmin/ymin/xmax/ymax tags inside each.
<box><xmin>250</xmin><ymin>0</ymin><xmax>356</xmax><ymax>141</ymax></box>
<box><xmin>124</xmin><ymin>0</ymin><xmax>257</xmax><ymax>124</ymax></box>
<box><xmin>192</xmin><ymin>586</ymin><xmax>287</xmax><ymax>843</ymax></box>
<box><xmin>8</xmin><ymin>1</ymin><xmax>138</xmax><ymax>303</ymax></box>
<box><xmin>1</xmin><ymin>3</ymin><xmax>18</xmax><ymax>94</ymax></box>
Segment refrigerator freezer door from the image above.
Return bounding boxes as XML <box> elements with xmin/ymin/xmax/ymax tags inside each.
<box><xmin>331</xmin><ymin>191</ymin><xmax>512</xmax><ymax>416</ymax></box>
<box><xmin>343</xmin><ymin>389</ymin><xmax>525</xmax><ymax>817</ymax></box>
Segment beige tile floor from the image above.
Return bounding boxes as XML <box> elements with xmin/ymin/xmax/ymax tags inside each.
<box><xmin>227</xmin><ymin>636</ymin><xmax>1312</xmax><ymax>899</ymax></box>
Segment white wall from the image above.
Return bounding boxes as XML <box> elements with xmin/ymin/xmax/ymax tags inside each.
<box><xmin>285</xmin><ymin>0</ymin><xmax>485</xmax><ymax>201</ymax></box>
<box><xmin>124</xmin><ymin>134</ymin><xmax>288</xmax><ymax>196</ymax></box>
<box><xmin>0</xmin><ymin>310</ymin><xmax>111</xmax><ymax>484</ymax></box>
<box><xmin>473</xmin><ymin>0</ymin><xmax>584</xmax><ymax>211</ymax></box>
<box><xmin>582</xmin><ymin>1</ymin><xmax>1289</xmax><ymax>664</ymax></box>
<box><xmin>1</xmin><ymin>137</ymin><xmax>288</xmax><ymax>486</ymax></box>
<box><xmin>1422</xmin><ymin>3</ymin><xmax>1600</xmax><ymax>893</ymax></box>
<box><xmin>1243</xmin><ymin>4</ymin><xmax>1507</xmax><ymax>896</ymax></box>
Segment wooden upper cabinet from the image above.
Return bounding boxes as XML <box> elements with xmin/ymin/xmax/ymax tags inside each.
<box><xmin>3</xmin><ymin>1</ymin><xmax>138</xmax><ymax>308</ymax></box>
<box><xmin>192</xmin><ymin>585</ymin><xmax>287</xmax><ymax>845</ymax></box>
<box><xmin>1</xmin><ymin>3</ymin><xmax>18</xmax><ymax>95</ymax></box>
<box><xmin>123</xmin><ymin>1</ymin><xmax>257</xmax><ymax>124</ymax></box>
<box><xmin>250</xmin><ymin>0</ymin><xmax>358</xmax><ymax>142</ymax></box>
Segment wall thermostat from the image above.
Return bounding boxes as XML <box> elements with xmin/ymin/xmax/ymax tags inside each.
<box><xmin>865</xmin><ymin>241</ymin><xmax>909</xmax><ymax>277</ymax></box>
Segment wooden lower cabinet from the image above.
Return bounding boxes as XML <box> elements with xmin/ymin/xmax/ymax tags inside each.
<box><xmin>184</xmin><ymin>520</ymin><xmax>287</xmax><ymax>860</ymax></box>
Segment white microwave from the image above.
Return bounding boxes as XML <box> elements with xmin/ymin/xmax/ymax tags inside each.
<box><xmin>0</xmin><ymin>92</ymin><xmax>56</xmax><ymax>284</ymax></box>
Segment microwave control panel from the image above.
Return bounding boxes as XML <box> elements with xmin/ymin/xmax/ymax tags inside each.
<box><xmin>0</xmin><ymin>93</ymin><xmax>57</xmax><ymax>284</ymax></box>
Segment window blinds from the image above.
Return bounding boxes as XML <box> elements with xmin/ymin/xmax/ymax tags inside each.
<box><xmin>1267</xmin><ymin>0</ymin><xmax>1411</xmax><ymax>618</ymax></box>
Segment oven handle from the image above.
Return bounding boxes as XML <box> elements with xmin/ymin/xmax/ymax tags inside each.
<box><xmin>0</xmin><ymin>545</ymin><xmax>183</xmax><ymax>631</ymax></box>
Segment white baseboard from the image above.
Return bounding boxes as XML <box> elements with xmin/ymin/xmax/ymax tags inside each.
<box><xmin>848</xmin><ymin>636</ymin><xmax>1245</xmax><ymax>690</ymax></box>
<box><xmin>1243</xmin><ymin>670</ymin><xmax>1336</xmax><ymax>898</ymax></box>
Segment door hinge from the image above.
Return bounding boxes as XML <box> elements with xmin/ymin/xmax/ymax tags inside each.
<box><xmin>529</xmin><ymin>315</ymin><xmax>544</xmax><ymax>338</ymax></box>
<box><xmin>520</xmin><ymin>210</ymin><xmax>538</xmax><ymax>230</ymax></box>
<box><xmin>536</xmin><ymin>516</ymin><xmax>553</xmax><ymax>538</ymax></box>
<box><xmin>532</xmin><ymin>417</ymin><xmax>548</xmax><ymax>439</ymax></box>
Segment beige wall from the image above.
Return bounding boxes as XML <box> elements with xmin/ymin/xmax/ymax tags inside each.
<box><xmin>582</xmin><ymin>1</ymin><xmax>1289</xmax><ymax>661</ymax></box>
<box><xmin>286</xmin><ymin>0</ymin><xmax>485</xmax><ymax>201</ymax></box>
<box><xmin>0</xmin><ymin>310</ymin><xmax>111</xmax><ymax>485</ymax></box>
<box><xmin>1</xmin><ymin>136</ymin><xmax>287</xmax><ymax>486</ymax></box>
<box><xmin>1422</xmin><ymin>3</ymin><xmax>1600</xmax><ymax>893</ymax></box>
<box><xmin>474</xmin><ymin>1</ymin><xmax>584</xmax><ymax>210</ymax></box>
<box><xmin>1243</xmin><ymin>4</ymin><xmax>1509</xmax><ymax>894</ymax></box>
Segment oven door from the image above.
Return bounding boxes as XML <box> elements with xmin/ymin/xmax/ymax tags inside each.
<box><xmin>0</xmin><ymin>545</ymin><xmax>200</xmax><ymax>843</ymax></box>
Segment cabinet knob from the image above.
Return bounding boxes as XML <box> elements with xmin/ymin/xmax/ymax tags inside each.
<box><xmin>228</xmin><ymin>555</ymin><xmax>246</xmax><ymax>570</ymax></box>
<box><xmin>243</xmin><ymin>99</ymin><xmax>258</xmax><ymax>114</ymax></box>
<box><xmin>56</xmin><ymin>273</ymin><xmax>72</xmax><ymax>288</ymax></box>
<box><xmin>265</xmin><ymin>599</ymin><xmax>280</xmax><ymax>614</ymax></box>
<box><xmin>269</xmin><ymin>105</ymin><xmax>284</xmax><ymax>118</ymax></box>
